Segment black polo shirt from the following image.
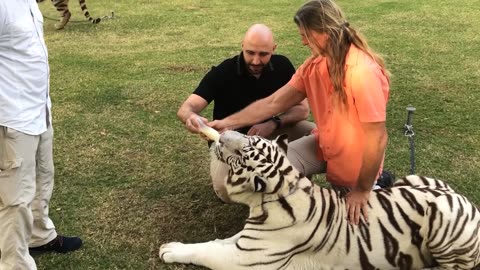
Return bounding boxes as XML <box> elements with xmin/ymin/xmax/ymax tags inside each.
<box><xmin>193</xmin><ymin>52</ymin><xmax>295</xmax><ymax>134</ymax></box>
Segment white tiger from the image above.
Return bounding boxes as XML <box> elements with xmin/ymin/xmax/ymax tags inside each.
<box><xmin>159</xmin><ymin>130</ymin><xmax>480</xmax><ymax>270</ymax></box>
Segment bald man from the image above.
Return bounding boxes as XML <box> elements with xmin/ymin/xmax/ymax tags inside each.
<box><xmin>177</xmin><ymin>24</ymin><xmax>314</xmax><ymax>202</ymax></box>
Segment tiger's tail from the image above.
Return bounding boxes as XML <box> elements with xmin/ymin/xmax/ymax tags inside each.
<box><xmin>78</xmin><ymin>0</ymin><xmax>101</xmax><ymax>24</ymax></box>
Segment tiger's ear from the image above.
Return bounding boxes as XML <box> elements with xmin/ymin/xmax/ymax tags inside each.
<box><xmin>253</xmin><ymin>176</ymin><xmax>266</xmax><ymax>192</ymax></box>
<box><xmin>274</xmin><ymin>134</ymin><xmax>288</xmax><ymax>155</ymax></box>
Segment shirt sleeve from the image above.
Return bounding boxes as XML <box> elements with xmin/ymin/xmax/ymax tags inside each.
<box><xmin>287</xmin><ymin>63</ymin><xmax>307</xmax><ymax>94</ymax></box>
<box><xmin>193</xmin><ymin>66</ymin><xmax>220</xmax><ymax>104</ymax></box>
<box><xmin>283</xmin><ymin>57</ymin><xmax>296</xmax><ymax>79</ymax></box>
<box><xmin>350</xmin><ymin>65</ymin><xmax>389</xmax><ymax>123</ymax></box>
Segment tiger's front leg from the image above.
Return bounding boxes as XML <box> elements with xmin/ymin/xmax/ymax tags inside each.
<box><xmin>159</xmin><ymin>239</ymin><xmax>239</xmax><ymax>269</ymax></box>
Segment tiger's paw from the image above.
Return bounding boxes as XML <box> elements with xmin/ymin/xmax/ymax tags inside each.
<box><xmin>159</xmin><ymin>242</ymin><xmax>197</xmax><ymax>264</ymax></box>
<box><xmin>54</xmin><ymin>11</ymin><xmax>71</xmax><ymax>30</ymax></box>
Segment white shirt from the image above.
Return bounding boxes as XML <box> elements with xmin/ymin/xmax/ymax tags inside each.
<box><xmin>0</xmin><ymin>0</ymin><xmax>52</xmax><ymax>135</ymax></box>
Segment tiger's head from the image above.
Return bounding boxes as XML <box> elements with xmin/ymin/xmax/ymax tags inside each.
<box><xmin>212</xmin><ymin>130</ymin><xmax>302</xmax><ymax>205</ymax></box>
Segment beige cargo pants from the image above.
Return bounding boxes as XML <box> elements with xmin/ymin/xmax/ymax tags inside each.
<box><xmin>0</xmin><ymin>126</ymin><xmax>57</xmax><ymax>270</ymax></box>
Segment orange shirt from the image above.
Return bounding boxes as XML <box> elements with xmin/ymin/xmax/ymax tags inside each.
<box><xmin>288</xmin><ymin>45</ymin><xmax>389</xmax><ymax>187</ymax></box>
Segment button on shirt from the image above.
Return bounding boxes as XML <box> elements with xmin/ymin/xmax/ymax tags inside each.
<box><xmin>0</xmin><ymin>0</ymin><xmax>51</xmax><ymax>135</ymax></box>
<box><xmin>288</xmin><ymin>45</ymin><xmax>389</xmax><ymax>187</ymax></box>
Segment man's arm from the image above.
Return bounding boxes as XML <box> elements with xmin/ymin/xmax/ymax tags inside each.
<box><xmin>246</xmin><ymin>98</ymin><xmax>310</xmax><ymax>137</ymax></box>
<box><xmin>346</xmin><ymin>121</ymin><xmax>388</xmax><ymax>225</ymax></box>
<box><xmin>177</xmin><ymin>94</ymin><xmax>209</xmax><ymax>134</ymax></box>
<box><xmin>209</xmin><ymin>84</ymin><xmax>306</xmax><ymax>132</ymax></box>
<box><xmin>275</xmin><ymin>98</ymin><xmax>310</xmax><ymax>126</ymax></box>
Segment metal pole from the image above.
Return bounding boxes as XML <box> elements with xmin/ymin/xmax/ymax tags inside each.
<box><xmin>404</xmin><ymin>105</ymin><xmax>416</xmax><ymax>175</ymax></box>
<box><xmin>406</xmin><ymin>106</ymin><xmax>416</xmax><ymax>126</ymax></box>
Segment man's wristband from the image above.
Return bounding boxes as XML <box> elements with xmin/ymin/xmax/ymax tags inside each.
<box><xmin>271</xmin><ymin>116</ymin><xmax>282</xmax><ymax>129</ymax></box>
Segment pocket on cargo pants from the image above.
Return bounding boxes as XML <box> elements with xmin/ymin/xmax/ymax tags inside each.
<box><xmin>0</xmin><ymin>127</ymin><xmax>24</xmax><ymax>205</ymax></box>
<box><xmin>0</xmin><ymin>127</ymin><xmax>23</xmax><ymax>171</ymax></box>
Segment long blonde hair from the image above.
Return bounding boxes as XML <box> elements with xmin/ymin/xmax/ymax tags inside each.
<box><xmin>294</xmin><ymin>0</ymin><xmax>389</xmax><ymax>105</ymax></box>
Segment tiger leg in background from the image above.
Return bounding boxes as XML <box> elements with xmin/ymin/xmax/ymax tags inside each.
<box><xmin>78</xmin><ymin>0</ymin><xmax>101</xmax><ymax>24</ymax></box>
<box><xmin>51</xmin><ymin>0</ymin><xmax>71</xmax><ymax>30</ymax></box>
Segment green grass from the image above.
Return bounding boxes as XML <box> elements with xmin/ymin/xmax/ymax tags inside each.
<box><xmin>35</xmin><ymin>0</ymin><xmax>480</xmax><ymax>269</ymax></box>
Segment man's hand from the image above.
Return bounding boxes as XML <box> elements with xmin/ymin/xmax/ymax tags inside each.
<box><xmin>247</xmin><ymin>121</ymin><xmax>276</xmax><ymax>137</ymax></box>
<box><xmin>185</xmin><ymin>115</ymin><xmax>210</xmax><ymax>140</ymax></box>
<box><xmin>208</xmin><ymin>119</ymin><xmax>232</xmax><ymax>133</ymax></box>
<box><xmin>345</xmin><ymin>189</ymin><xmax>371</xmax><ymax>225</ymax></box>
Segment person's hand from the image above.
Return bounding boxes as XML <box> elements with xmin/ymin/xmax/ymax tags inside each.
<box><xmin>247</xmin><ymin>121</ymin><xmax>276</xmax><ymax>137</ymax></box>
<box><xmin>185</xmin><ymin>115</ymin><xmax>210</xmax><ymax>140</ymax></box>
<box><xmin>208</xmin><ymin>119</ymin><xmax>231</xmax><ymax>133</ymax></box>
<box><xmin>345</xmin><ymin>189</ymin><xmax>370</xmax><ymax>225</ymax></box>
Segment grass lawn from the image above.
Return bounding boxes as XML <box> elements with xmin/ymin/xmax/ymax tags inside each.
<box><xmin>35</xmin><ymin>0</ymin><xmax>479</xmax><ymax>269</ymax></box>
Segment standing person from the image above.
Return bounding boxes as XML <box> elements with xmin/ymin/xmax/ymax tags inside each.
<box><xmin>178</xmin><ymin>23</ymin><xmax>315</xmax><ymax>202</ymax></box>
<box><xmin>210</xmin><ymin>0</ymin><xmax>392</xmax><ymax>224</ymax></box>
<box><xmin>0</xmin><ymin>0</ymin><xmax>82</xmax><ymax>269</ymax></box>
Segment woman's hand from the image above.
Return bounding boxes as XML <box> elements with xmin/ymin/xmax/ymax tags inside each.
<box><xmin>345</xmin><ymin>189</ymin><xmax>370</xmax><ymax>225</ymax></box>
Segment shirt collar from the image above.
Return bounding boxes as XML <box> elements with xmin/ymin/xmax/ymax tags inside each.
<box><xmin>236</xmin><ymin>51</ymin><xmax>274</xmax><ymax>77</ymax></box>
<box><xmin>312</xmin><ymin>55</ymin><xmax>325</xmax><ymax>64</ymax></box>
<box><xmin>345</xmin><ymin>44</ymin><xmax>359</xmax><ymax>66</ymax></box>
<box><xmin>309</xmin><ymin>44</ymin><xmax>358</xmax><ymax>65</ymax></box>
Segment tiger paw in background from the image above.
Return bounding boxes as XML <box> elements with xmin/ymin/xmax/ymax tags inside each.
<box><xmin>36</xmin><ymin>0</ymin><xmax>101</xmax><ymax>30</ymax></box>
<box><xmin>160</xmin><ymin>130</ymin><xmax>480</xmax><ymax>270</ymax></box>
<box><xmin>54</xmin><ymin>9</ymin><xmax>71</xmax><ymax>30</ymax></box>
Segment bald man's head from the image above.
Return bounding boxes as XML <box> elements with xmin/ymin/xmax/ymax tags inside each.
<box><xmin>243</xmin><ymin>24</ymin><xmax>275</xmax><ymax>47</ymax></box>
<box><xmin>241</xmin><ymin>24</ymin><xmax>277</xmax><ymax>77</ymax></box>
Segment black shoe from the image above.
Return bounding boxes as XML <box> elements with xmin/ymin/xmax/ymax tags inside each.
<box><xmin>376</xmin><ymin>170</ymin><xmax>395</xmax><ymax>188</ymax></box>
<box><xmin>30</xmin><ymin>235</ymin><xmax>82</xmax><ymax>255</ymax></box>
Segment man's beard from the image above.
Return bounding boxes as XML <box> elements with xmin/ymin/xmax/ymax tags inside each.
<box><xmin>248</xmin><ymin>64</ymin><xmax>264</xmax><ymax>75</ymax></box>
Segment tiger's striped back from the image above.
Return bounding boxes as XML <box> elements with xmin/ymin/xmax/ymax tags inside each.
<box><xmin>393</xmin><ymin>174</ymin><xmax>455</xmax><ymax>191</ymax></box>
<box><xmin>215</xmin><ymin>131</ymin><xmax>480</xmax><ymax>269</ymax></box>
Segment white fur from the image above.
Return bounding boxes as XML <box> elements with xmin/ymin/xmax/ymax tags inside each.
<box><xmin>160</xmin><ymin>131</ymin><xmax>480</xmax><ymax>270</ymax></box>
